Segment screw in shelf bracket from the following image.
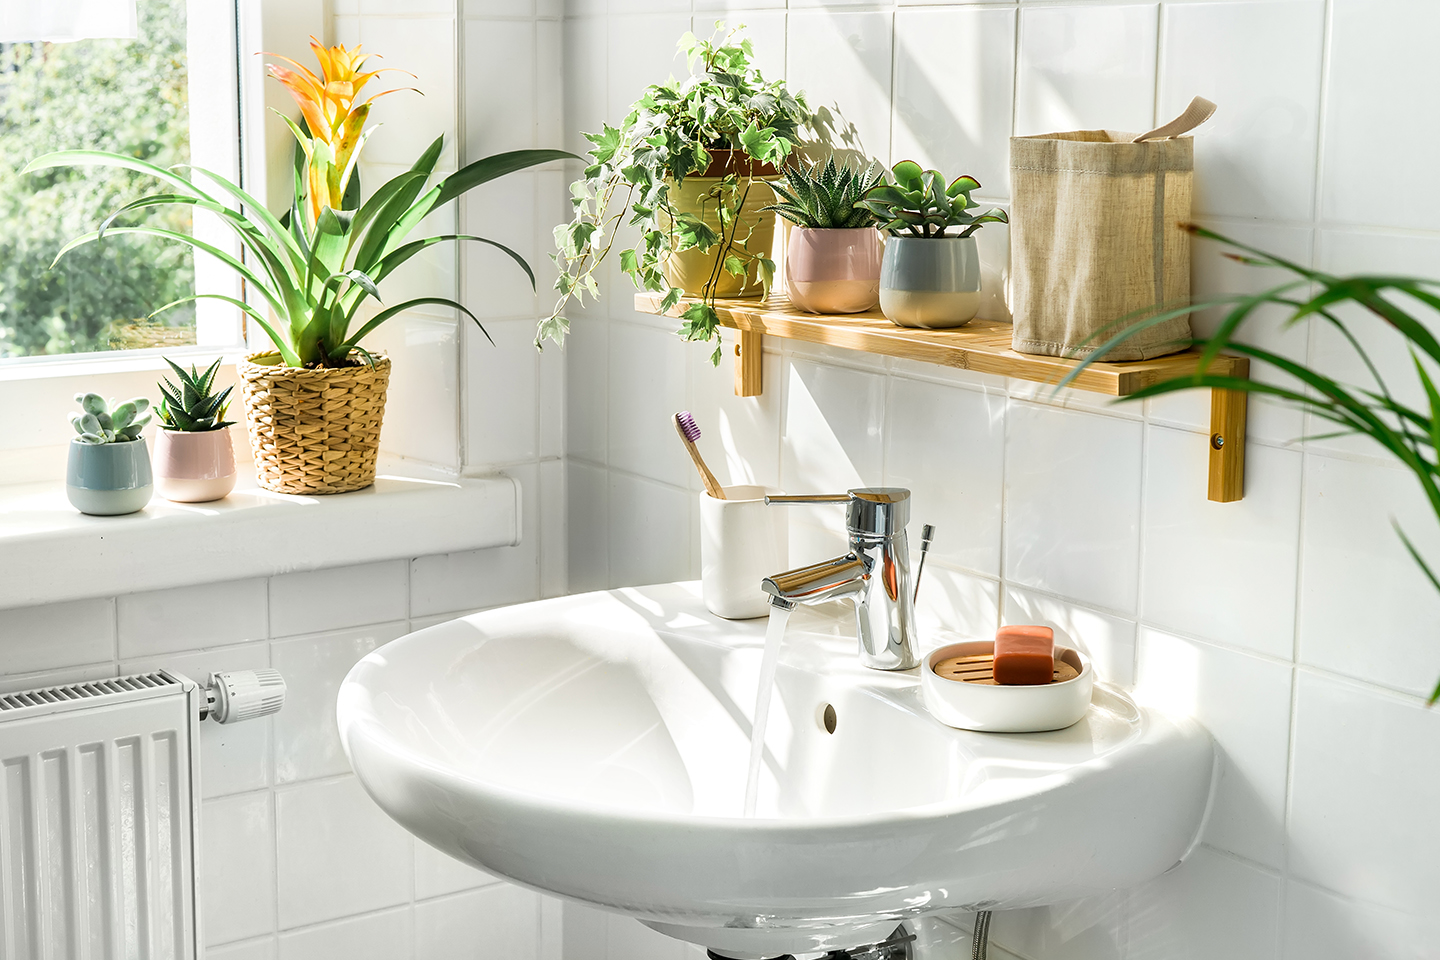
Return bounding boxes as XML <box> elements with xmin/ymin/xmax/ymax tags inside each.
<box><xmin>1211</xmin><ymin>433</ymin><xmax>1225</xmax><ymax>450</ymax></box>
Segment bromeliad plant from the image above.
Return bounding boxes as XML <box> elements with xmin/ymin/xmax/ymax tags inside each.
<box><xmin>156</xmin><ymin>357</ymin><xmax>234</xmax><ymax>432</ymax></box>
<box><xmin>70</xmin><ymin>392</ymin><xmax>151</xmax><ymax>444</ymax></box>
<box><xmin>1062</xmin><ymin>224</ymin><xmax>1440</xmax><ymax>702</ymax></box>
<box><xmin>26</xmin><ymin>40</ymin><xmax>573</xmax><ymax>369</ymax></box>
<box><xmin>542</xmin><ymin>24</ymin><xmax>810</xmax><ymax>364</ymax></box>
<box><xmin>857</xmin><ymin>161</ymin><xmax>1008</xmax><ymax>238</ymax></box>
<box><xmin>763</xmin><ymin>156</ymin><xmax>884</xmax><ymax>229</ymax></box>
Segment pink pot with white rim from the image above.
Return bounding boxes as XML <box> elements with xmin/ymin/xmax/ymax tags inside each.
<box><xmin>153</xmin><ymin>428</ymin><xmax>237</xmax><ymax>502</ymax></box>
<box><xmin>785</xmin><ymin>226</ymin><xmax>882</xmax><ymax>314</ymax></box>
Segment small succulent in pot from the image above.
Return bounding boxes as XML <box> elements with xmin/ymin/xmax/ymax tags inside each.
<box><xmin>764</xmin><ymin>157</ymin><xmax>886</xmax><ymax>315</ymax></box>
<box><xmin>153</xmin><ymin>358</ymin><xmax>239</xmax><ymax>503</ymax></box>
<box><xmin>858</xmin><ymin>161</ymin><xmax>1009</xmax><ymax>329</ymax></box>
<box><xmin>66</xmin><ymin>392</ymin><xmax>154</xmax><ymax>515</ymax></box>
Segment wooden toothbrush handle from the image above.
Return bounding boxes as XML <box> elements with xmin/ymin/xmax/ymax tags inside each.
<box><xmin>675</xmin><ymin>420</ymin><xmax>726</xmax><ymax>499</ymax></box>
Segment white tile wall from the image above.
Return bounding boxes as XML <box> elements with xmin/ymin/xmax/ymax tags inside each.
<box><xmin>558</xmin><ymin>4</ymin><xmax>1440</xmax><ymax>959</ymax></box>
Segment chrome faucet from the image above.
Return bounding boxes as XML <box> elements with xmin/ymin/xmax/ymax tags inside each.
<box><xmin>761</xmin><ymin>488</ymin><xmax>920</xmax><ymax>671</ymax></box>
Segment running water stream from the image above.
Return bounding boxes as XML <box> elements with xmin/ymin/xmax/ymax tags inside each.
<box><xmin>743</xmin><ymin>604</ymin><xmax>792</xmax><ymax>817</ymax></box>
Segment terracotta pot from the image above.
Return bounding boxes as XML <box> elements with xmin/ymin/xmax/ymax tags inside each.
<box><xmin>66</xmin><ymin>438</ymin><xmax>152</xmax><ymax>516</ymax></box>
<box><xmin>785</xmin><ymin>226</ymin><xmax>882</xmax><ymax>314</ymax></box>
<box><xmin>661</xmin><ymin>152</ymin><xmax>778</xmax><ymax>299</ymax></box>
<box><xmin>879</xmin><ymin>236</ymin><xmax>983</xmax><ymax>329</ymax></box>
<box><xmin>153</xmin><ymin>428</ymin><xmax>237</xmax><ymax>502</ymax></box>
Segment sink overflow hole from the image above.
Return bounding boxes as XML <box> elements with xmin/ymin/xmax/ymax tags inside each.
<box><xmin>821</xmin><ymin>703</ymin><xmax>837</xmax><ymax>734</ymax></box>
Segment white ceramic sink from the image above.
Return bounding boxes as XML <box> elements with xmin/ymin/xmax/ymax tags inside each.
<box><xmin>338</xmin><ymin>582</ymin><xmax>1213</xmax><ymax>957</ymax></box>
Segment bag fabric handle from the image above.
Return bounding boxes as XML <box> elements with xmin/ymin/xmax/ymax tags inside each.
<box><xmin>1133</xmin><ymin>96</ymin><xmax>1217</xmax><ymax>143</ymax></box>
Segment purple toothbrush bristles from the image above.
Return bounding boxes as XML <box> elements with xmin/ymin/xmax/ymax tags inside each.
<box><xmin>675</xmin><ymin>410</ymin><xmax>701</xmax><ymax>443</ymax></box>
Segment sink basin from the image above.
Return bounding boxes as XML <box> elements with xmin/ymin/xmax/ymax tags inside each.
<box><xmin>338</xmin><ymin>582</ymin><xmax>1213</xmax><ymax>957</ymax></box>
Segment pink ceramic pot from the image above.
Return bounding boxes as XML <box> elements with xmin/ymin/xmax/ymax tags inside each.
<box><xmin>153</xmin><ymin>428</ymin><xmax>237</xmax><ymax>502</ymax></box>
<box><xmin>785</xmin><ymin>226</ymin><xmax>882</xmax><ymax>314</ymax></box>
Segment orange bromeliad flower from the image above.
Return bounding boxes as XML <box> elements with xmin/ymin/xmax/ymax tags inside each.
<box><xmin>266</xmin><ymin>38</ymin><xmax>416</xmax><ymax>226</ymax></box>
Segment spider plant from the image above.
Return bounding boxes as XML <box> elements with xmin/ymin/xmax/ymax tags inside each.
<box><xmin>1061</xmin><ymin>224</ymin><xmax>1440</xmax><ymax>702</ymax></box>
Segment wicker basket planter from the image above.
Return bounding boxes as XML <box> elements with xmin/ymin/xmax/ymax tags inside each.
<box><xmin>238</xmin><ymin>351</ymin><xmax>391</xmax><ymax>495</ymax></box>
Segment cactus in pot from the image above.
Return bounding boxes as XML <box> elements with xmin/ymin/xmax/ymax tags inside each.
<box><xmin>66</xmin><ymin>392</ymin><xmax>154</xmax><ymax>515</ymax></box>
<box><xmin>764</xmin><ymin>157</ymin><xmax>886</xmax><ymax>314</ymax></box>
<box><xmin>858</xmin><ymin>161</ymin><xmax>1009</xmax><ymax>329</ymax></box>
<box><xmin>153</xmin><ymin>358</ymin><xmax>239</xmax><ymax>502</ymax></box>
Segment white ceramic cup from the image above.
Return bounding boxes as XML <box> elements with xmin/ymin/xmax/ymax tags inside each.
<box><xmin>700</xmin><ymin>485</ymin><xmax>788</xmax><ymax>620</ymax></box>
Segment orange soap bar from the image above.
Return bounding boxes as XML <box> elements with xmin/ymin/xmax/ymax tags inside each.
<box><xmin>992</xmin><ymin>625</ymin><xmax>1055</xmax><ymax>685</ymax></box>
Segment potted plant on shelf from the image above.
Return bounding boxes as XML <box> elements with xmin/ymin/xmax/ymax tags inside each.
<box><xmin>27</xmin><ymin>39</ymin><xmax>573</xmax><ymax>494</ymax></box>
<box><xmin>858</xmin><ymin>161</ymin><xmax>1009</xmax><ymax>329</ymax></box>
<box><xmin>542</xmin><ymin>24</ymin><xmax>810</xmax><ymax>364</ymax></box>
<box><xmin>763</xmin><ymin>156</ymin><xmax>885</xmax><ymax>314</ymax></box>
<box><xmin>66</xmin><ymin>392</ymin><xmax>153</xmax><ymax>515</ymax></box>
<box><xmin>152</xmin><ymin>357</ymin><xmax>237</xmax><ymax>503</ymax></box>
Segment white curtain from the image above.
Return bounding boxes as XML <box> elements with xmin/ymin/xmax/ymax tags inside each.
<box><xmin>0</xmin><ymin>0</ymin><xmax>138</xmax><ymax>43</ymax></box>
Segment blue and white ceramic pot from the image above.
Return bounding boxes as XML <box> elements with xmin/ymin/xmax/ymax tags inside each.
<box><xmin>66</xmin><ymin>437</ymin><xmax>153</xmax><ymax>516</ymax></box>
<box><xmin>879</xmin><ymin>235</ymin><xmax>983</xmax><ymax>329</ymax></box>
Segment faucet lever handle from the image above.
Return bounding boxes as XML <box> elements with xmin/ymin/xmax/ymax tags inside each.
<box><xmin>763</xmin><ymin>493</ymin><xmax>851</xmax><ymax>505</ymax></box>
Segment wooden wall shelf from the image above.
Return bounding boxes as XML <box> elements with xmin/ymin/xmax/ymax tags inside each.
<box><xmin>635</xmin><ymin>292</ymin><xmax>1250</xmax><ymax>502</ymax></box>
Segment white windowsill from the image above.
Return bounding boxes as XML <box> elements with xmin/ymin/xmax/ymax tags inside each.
<box><xmin>0</xmin><ymin>472</ymin><xmax>519</xmax><ymax>610</ymax></box>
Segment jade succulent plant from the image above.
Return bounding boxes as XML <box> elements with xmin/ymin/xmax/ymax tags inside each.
<box><xmin>763</xmin><ymin>156</ymin><xmax>884</xmax><ymax>229</ymax></box>
<box><xmin>857</xmin><ymin>160</ymin><xmax>1009</xmax><ymax>239</ymax></box>
<box><xmin>69</xmin><ymin>392</ymin><xmax>151</xmax><ymax>444</ymax></box>
<box><xmin>156</xmin><ymin>358</ymin><xmax>235</xmax><ymax>432</ymax></box>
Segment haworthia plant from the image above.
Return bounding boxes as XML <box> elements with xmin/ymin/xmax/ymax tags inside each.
<box><xmin>156</xmin><ymin>357</ymin><xmax>235</xmax><ymax>432</ymax></box>
<box><xmin>763</xmin><ymin>156</ymin><xmax>885</xmax><ymax>230</ymax></box>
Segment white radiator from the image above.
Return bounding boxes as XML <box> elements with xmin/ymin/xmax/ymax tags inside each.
<box><xmin>0</xmin><ymin>671</ymin><xmax>202</xmax><ymax>960</ymax></box>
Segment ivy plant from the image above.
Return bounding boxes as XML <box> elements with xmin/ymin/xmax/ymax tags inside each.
<box><xmin>541</xmin><ymin>24</ymin><xmax>810</xmax><ymax>364</ymax></box>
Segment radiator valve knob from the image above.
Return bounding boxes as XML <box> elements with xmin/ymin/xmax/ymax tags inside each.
<box><xmin>204</xmin><ymin>669</ymin><xmax>286</xmax><ymax>724</ymax></box>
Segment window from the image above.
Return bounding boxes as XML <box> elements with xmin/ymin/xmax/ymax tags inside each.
<box><xmin>0</xmin><ymin>0</ymin><xmax>242</xmax><ymax>362</ymax></box>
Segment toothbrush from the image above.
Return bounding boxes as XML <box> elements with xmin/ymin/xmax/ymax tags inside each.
<box><xmin>674</xmin><ymin>411</ymin><xmax>726</xmax><ymax>499</ymax></box>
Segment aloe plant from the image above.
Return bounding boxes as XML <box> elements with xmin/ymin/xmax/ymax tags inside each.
<box><xmin>1062</xmin><ymin>224</ymin><xmax>1440</xmax><ymax>702</ymax></box>
<box><xmin>856</xmin><ymin>160</ymin><xmax>1008</xmax><ymax>239</ymax></box>
<box><xmin>156</xmin><ymin>357</ymin><xmax>234</xmax><ymax>432</ymax></box>
<box><xmin>763</xmin><ymin>156</ymin><xmax>884</xmax><ymax>229</ymax></box>
<box><xmin>70</xmin><ymin>392</ymin><xmax>151</xmax><ymax>443</ymax></box>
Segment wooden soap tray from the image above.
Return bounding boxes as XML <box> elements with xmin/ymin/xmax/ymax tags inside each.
<box><xmin>932</xmin><ymin>653</ymin><xmax>1081</xmax><ymax>686</ymax></box>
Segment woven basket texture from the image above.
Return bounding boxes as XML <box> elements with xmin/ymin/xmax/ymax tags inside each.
<box><xmin>239</xmin><ymin>351</ymin><xmax>391</xmax><ymax>495</ymax></box>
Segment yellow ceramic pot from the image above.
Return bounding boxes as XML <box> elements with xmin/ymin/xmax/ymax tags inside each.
<box><xmin>661</xmin><ymin>171</ymin><xmax>777</xmax><ymax>299</ymax></box>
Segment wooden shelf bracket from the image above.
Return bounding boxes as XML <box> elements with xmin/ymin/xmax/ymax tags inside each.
<box><xmin>1207</xmin><ymin>388</ymin><xmax>1248</xmax><ymax>502</ymax></box>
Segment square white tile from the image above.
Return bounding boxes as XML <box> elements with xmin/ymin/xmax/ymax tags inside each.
<box><xmin>466</xmin><ymin>319</ymin><xmax>540</xmax><ymax>466</ymax></box>
<box><xmin>116</xmin><ymin>578</ymin><xmax>267</xmax><ymax>659</ymax></box>
<box><xmin>787</xmin><ymin>11</ymin><xmax>894</xmax><ymax>165</ymax></box>
<box><xmin>892</xmin><ymin>8</ymin><xmax>1016</xmax><ymax>198</ymax></box>
<box><xmin>884</xmin><ymin>375</ymin><xmax>1006</xmax><ymax>579</ymax></box>
<box><xmin>1135</xmin><ymin>628</ymin><xmax>1292</xmax><ymax>869</ymax></box>
<box><xmin>415</xmin><ymin>839</ymin><xmax>498</xmax><ymax>901</ymax></box>
<box><xmin>1321</xmin><ymin>0</ymin><xmax>1440</xmax><ymax>231</ymax></box>
<box><xmin>1298</xmin><ymin>453</ymin><xmax>1440</xmax><ymax>697</ymax></box>
<box><xmin>464</xmin><ymin>173</ymin><xmax>540</xmax><ymax>322</ymax></box>
<box><xmin>358</xmin><ymin>18</ymin><xmax>458</xmax><ymax>170</ymax></box>
<box><xmin>567</xmin><ymin>460</ymin><xmax>610</xmax><ymax>592</ymax></box>
<box><xmin>607</xmin><ymin>321</ymin><xmax>690</xmax><ymax>488</ymax></box>
<box><xmin>270</xmin><ymin>621</ymin><xmax>409</xmax><ymax>783</ymax></box>
<box><xmin>1003</xmin><ymin>400</ymin><xmax>1143</xmax><ymax>614</ymax></box>
<box><xmin>1288</xmin><ymin>670</ymin><xmax>1440</xmax><ymax>915</ymax></box>
<box><xmin>781</xmin><ymin>358</ymin><xmax>886</xmax><ymax>529</ymax></box>
<box><xmin>275</xmin><ymin>776</ymin><xmax>414</xmax><ymax>929</ymax></box>
<box><xmin>202</xmin><ymin>792</ymin><xmax>276</xmax><ymax>946</ymax></box>
<box><xmin>562</xmin><ymin>17</ymin><xmax>608</xmax><ymax>157</ymax></box>
<box><xmin>1159</xmin><ymin>1</ymin><xmax>1324</xmax><ymax>221</ymax></box>
<box><xmin>1016</xmin><ymin>4</ymin><xmax>1159</xmax><ymax>136</ymax></box>
<box><xmin>269</xmin><ymin>560</ymin><xmax>409</xmax><ymax>639</ymax></box>
<box><xmin>1140</xmin><ymin>425</ymin><xmax>1302</xmax><ymax>660</ymax></box>
<box><xmin>465</xmin><ymin>19</ymin><xmax>538</xmax><ymax>156</ymax></box>
<box><xmin>0</xmin><ymin>598</ymin><xmax>114</xmax><ymax>676</ymax></box>
<box><xmin>277</xmin><ymin>907</ymin><xmax>412</xmax><ymax>960</ymax></box>
<box><xmin>607</xmin><ymin>472</ymin><xmax>691</xmax><ymax>588</ymax></box>
<box><xmin>415</xmin><ymin>884</ymin><xmax>540</xmax><ymax>960</ymax></box>
<box><xmin>915</xmin><ymin>564</ymin><xmax>1001</xmax><ymax>651</ymax></box>
<box><xmin>1126</xmin><ymin>845</ymin><xmax>1280</xmax><ymax>960</ymax></box>
<box><xmin>604</xmin><ymin>14</ymin><xmax>691</xmax><ymax>127</ymax></box>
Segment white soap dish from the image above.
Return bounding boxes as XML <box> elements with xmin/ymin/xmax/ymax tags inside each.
<box><xmin>921</xmin><ymin>640</ymin><xmax>1094</xmax><ymax>733</ymax></box>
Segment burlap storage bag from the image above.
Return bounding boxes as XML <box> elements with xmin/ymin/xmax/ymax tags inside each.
<box><xmin>1010</xmin><ymin>98</ymin><xmax>1215</xmax><ymax>361</ymax></box>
